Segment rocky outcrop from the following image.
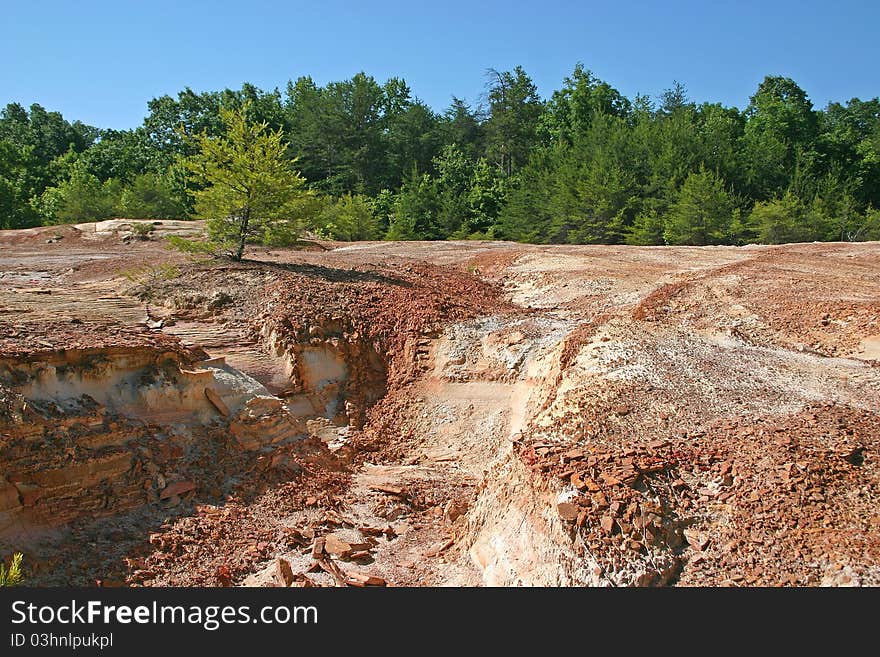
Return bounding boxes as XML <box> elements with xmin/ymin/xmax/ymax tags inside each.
<box><xmin>259</xmin><ymin>318</ymin><xmax>387</xmax><ymax>429</ymax></box>
<box><xmin>0</xmin><ymin>342</ymin><xmax>305</xmax><ymax>543</ymax></box>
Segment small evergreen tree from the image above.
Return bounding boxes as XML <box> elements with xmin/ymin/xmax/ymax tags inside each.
<box><xmin>34</xmin><ymin>164</ymin><xmax>122</xmax><ymax>224</ymax></box>
<box><xmin>626</xmin><ymin>208</ymin><xmax>665</xmax><ymax>245</ymax></box>
<box><xmin>386</xmin><ymin>169</ymin><xmax>441</xmax><ymax>240</ymax></box>
<box><xmin>465</xmin><ymin>158</ymin><xmax>507</xmax><ymax>237</ymax></box>
<box><xmin>858</xmin><ymin>206</ymin><xmax>880</xmax><ymax>241</ymax></box>
<box><xmin>434</xmin><ymin>144</ymin><xmax>473</xmax><ymax>236</ymax></box>
<box><xmin>664</xmin><ymin>166</ymin><xmax>733</xmax><ymax>245</ymax></box>
<box><xmin>119</xmin><ymin>170</ymin><xmax>187</xmax><ymax>219</ymax></box>
<box><xmin>318</xmin><ymin>193</ymin><xmax>379</xmax><ymax>241</ymax></box>
<box><xmin>751</xmin><ymin>193</ymin><xmax>812</xmax><ymax>244</ymax></box>
<box><xmin>180</xmin><ymin>102</ymin><xmax>313</xmax><ymax>260</ymax></box>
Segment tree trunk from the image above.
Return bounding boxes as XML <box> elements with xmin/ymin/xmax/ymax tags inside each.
<box><xmin>235</xmin><ymin>206</ymin><xmax>250</xmax><ymax>261</ymax></box>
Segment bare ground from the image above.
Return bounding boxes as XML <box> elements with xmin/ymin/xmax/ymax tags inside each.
<box><xmin>1</xmin><ymin>220</ymin><xmax>878</xmax><ymax>587</ymax></box>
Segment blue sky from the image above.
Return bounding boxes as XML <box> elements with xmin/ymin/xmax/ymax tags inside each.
<box><xmin>3</xmin><ymin>0</ymin><xmax>879</xmax><ymax>129</ymax></box>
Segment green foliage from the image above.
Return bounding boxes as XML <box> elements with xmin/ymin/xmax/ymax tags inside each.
<box><xmin>484</xmin><ymin>66</ymin><xmax>544</xmax><ymax>176</ymax></box>
<box><xmin>859</xmin><ymin>206</ymin><xmax>880</xmax><ymax>241</ymax></box>
<box><xmin>371</xmin><ymin>188</ymin><xmax>395</xmax><ymax>235</ymax></box>
<box><xmin>496</xmin><ymin>148</ymin><xmax>557</xmax><ymax>242</ymax></box>
<box><xmin>751</xmin><ymin>193</ymin><xmax>814</xmax><ymax>244</ymax></box>
<box><xmin>560</xmin><ymin>123</ymin><xmax>638</xmax><ymax>243</ymax></box>
<box><xmin>2</xmin><ymin>67</ymin><xmax>880</xmax><ymax>247</ymax></box>
<box><xmin>180</xmin><ymin>103</ymin><xmax>314</xmax><ymax>259</ymax></box>
<box><xmin>80</xmin><ymin>128</ymin><xmax>170</xmax><ymax>182</ymax></box>
<box><xmin>465</xmin><ymin>158</ymin><xmax>507</xmax><ymax>236</ymax></box>
<box><xmin>0</xmin><ymin>103</ymin><xmax>95</xmax><ymax>180</ymax></box>
<box><xmin>0</xmin><ymin>140</ymin><xmax>39</xmax><ymax>228</ymax></box>
<box><xmin>540</xmin><ymin>63</ymin><xmax>631</xmax><ymax>144</ymax></box>
<box><xmin>442</xmin><ymin>98</ymin><xmax>485</xmax><ymax>160</ymax></box>
<box><xmin>426</xmin><ymin>145</ymin><xmax>509</xmax><ymax>239</ymax></box>
<box><xmin>119</xmin><ymin>170</ymin><xmax>187</xmax><ymax>219</ymax></box>
<box><xmin>0</xmin><ymin>552</ymin><xmax>23</xmax><ymax>587</ymax></box>
<box><xmin>744</xmin><ymin>76</ymin><xmax>819</xmax><ymax>199</ymax></box>
<box><xmin>811</xmin><ymin>188</ymin><xmax>869</xmax><ymax>242</ymax></box>
<box><xmin>35</xmin><ymin>164</ymin><xmax>122</xmax><ymax>224</ymax></box>
<box><xmin>499</xmin><ymin>113</ymin><xmax>638</xmax><ymax>244</ymax></box>
<box><xmin>284</xmin><ymin>73</ymin><xmax>444</xmax><ymax>196</ymax></box>
<box><xmin>664</xmin><ymin>167</ymin><xmax>734</xmax><ymax>245</ymax></box>
<box><xmin>166</xmin><ymin>234</ymin><xmax>216</xmax><ymax>255</ymax></box>
<box><xmin>626</xmin><ymin>209</ymin><xmax>665</xmax><ymax>245</ymax></box>
<box><xmin>386</xmin><ymin>169</ymin><xmax>441</xmax><ymax>240</ymax></box>
<box><xmin>144</xmin><ymin>88</ymin><xmax>225</xmax><ymax>159</ymax></box>
<box><xmin>729</xmin><ymin>208</ymin><xmax>758</xmax><ymax>245</ymax></box>
<box><xmin>317</xmin><ymin>193</ymin><xmax>380</xmax><ymax>241</ymax></box>
<box><xmin>129</xmin><ymin>221</ymin><xmax>155</xmax><ymax>239</ymax></box>
<box><xmin>434</xmin><ymin>144</ymin><xmax>473</xmax><ymax>236</ymax></box>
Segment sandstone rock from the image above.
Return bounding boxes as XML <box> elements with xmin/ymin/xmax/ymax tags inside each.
<box><xmin>204</xmin><ymin>387</ymin><xmax>230</xmax><ymax>416</ymax></box>
<box><xmin>344</xmin><ymin>571</ymin><xmax>386</xmax><ymax>587</ymax></box>
<box><xmin>274</xmin><ymin>557</ymin><xmax>295</xmax><ymax>587</ymax></box>
<box><xmin>444</xmin><ymin>499</ymin><xmax>468</xmax><ymax>522</ymax></box>
<box><xmin>14</xmin><ymin>483</ymin><xmax>42</xmax><ymax>507</ymax></box>
<box><xmin>229</xmin><ymin>396</ymin><xmax>300</xmax><ymax>450</ymax></box>
<box><xmin>423</xmin><ymin>537</ymin><xmax>454</xmax><ymax>557</ymax></box>
<box><xmin>0</xmin><ymin>479</ymin><xmax>22</xmax><ymax>512</ymax></box>
<box><xmin>29</xmin><ymin>453</ymin><xmax>131</xmax><ymax>489</ymax></box>
<box><xmin>562</xmin><ymin>449</ymin><xmax>585</xmax><ymax>462</ymax></box>
<box><xmin>370</xmin><ymin>484</ymin><xmax>405</xmax><ymax>497</ymax></box>
<box><xmin>160</xmin><ymin>481</ymin><xmax>196</xmax><ymax>500</ymax></box>
<box><xmin>324</xmin><ymin>534</ymin><xmax>352</xmax><ymax>557</ymax></box>
<box><xmin>583</xmin><ymin>477</ymin><xmax>601</xmax><ymax>492</ymax></box>
<box><xmin>601</xmin><ymin>472</ymin><xmax>622</xmax><ymax>487</ymax></box>
<box><xmin>557</xmin><ymin>502</ymin><xmax>579</xmax><ymax>521</ymax></box>
<box><xmin>683</xmin><ymin>529</ymin><xmax>710</xmax><ymax>551</ymax></box>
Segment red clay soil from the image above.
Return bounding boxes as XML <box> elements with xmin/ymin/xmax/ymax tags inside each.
<box><xmin>0</xmin><ymin>320</ymin><xmax>203</xmax><ymax>361</ymax></box>
<box><xmin>2</xmin><ymin>227</ymin><xmax>879</xmax><ymax>587</ymax></box>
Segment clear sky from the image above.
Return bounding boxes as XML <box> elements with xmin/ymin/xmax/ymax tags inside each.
<box><xmin>3</xmin><ymin>0</ymin><xmax>879</xmax><ymax>130</ymax></box>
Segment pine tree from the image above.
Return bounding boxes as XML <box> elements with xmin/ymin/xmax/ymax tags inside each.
<box><xmin>181</xmin><ymin>103</ymin><xmax>312</xmax><ymax>260</ymax></box>
<box><xmin>664</xmin><ymin>167</ymin><xmax>733</xmax><ymax>245</ymax></box>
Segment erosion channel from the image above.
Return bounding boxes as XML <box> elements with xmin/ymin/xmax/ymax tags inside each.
<box><xmin>2</xmin><ymin>221</ymin><xmax>879</xmax><ymax>587</ymax></box>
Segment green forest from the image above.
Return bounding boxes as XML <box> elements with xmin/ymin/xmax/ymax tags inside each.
<box><xmin>2</xmin><ymin>64</ymin><xmax>879</xmax><ymax>245</ymax></box>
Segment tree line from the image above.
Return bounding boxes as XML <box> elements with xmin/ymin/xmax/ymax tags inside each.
<box><xmin>2</xmin><ymin>65</ymin><xmax>879</xmax><ymax>244</ymax></box>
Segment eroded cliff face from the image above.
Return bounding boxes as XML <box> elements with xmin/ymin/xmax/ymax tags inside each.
<box><xmin>0</xmin><ymin>342</ymin><xmax>308</xmax><ymax>542</ymax></box>
<box><xmin>0</xmin><ymin>248</ymin><xmax>503</xmax><ymax>584</ymax></box>
<box><xmin>260</xmin><ymin>318</ymin><xmax>387</xmax><ymax>429</ymax></box>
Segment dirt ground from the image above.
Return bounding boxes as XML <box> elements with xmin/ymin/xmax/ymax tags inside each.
<box><xmin>1</xmin><ymin>220</ymin><xmax>878</xmax><ymax>587</ymax></box>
